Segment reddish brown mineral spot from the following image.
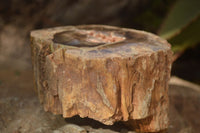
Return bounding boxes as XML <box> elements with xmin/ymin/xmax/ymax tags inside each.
<box><xmin>30</xmin><ymin>25</ymin><xmax>173</xmax><ymax>132</ymax></box>
<box><xmin>79</xmin><ymin>30</ymin><xmax>125</xmax><ymax>43</ymax></box>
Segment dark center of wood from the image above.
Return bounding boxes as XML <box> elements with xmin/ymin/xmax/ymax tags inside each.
<box><xmin>53</xmin><ymin>29</ymin><xmax>125</xmax><ymax>47</ymax></box>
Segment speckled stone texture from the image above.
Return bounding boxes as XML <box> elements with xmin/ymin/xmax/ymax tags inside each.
<box><xmin>30</xmin><ymin>25</ymin><xmax>173</xmax><ymax>132</ymax></box>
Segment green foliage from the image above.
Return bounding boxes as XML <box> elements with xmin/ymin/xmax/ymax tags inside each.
<box><xmin>158</xmin><ymin>0</ymin><xmax>200</xmax><ymax>52</ymax></box>
<box><xmin>169</xmin><ymin>16</ymin><xmax>200</xmax><ymax>52</ymax></box>
<box><xmin>15</xmin><ymin>70</ymin><xmax>21</xmax><ymax>76</ymax></box>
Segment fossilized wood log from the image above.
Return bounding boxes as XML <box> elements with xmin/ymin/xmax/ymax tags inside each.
<box><xmin>30</xmin><ymin>25</ymin><xmax>173</xmax><ymax>132</ymax></box>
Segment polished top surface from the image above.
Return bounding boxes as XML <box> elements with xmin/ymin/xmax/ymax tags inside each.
<box><xmin>31</xmin><ymin>25</ymin><xmax>171</xmax><ymax>58</ymax></box>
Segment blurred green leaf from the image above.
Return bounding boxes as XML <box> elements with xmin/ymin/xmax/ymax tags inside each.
<box><xmin>15</xmin><ymin>70</ymin><xmax>21</xmax><ymax>76</ymax></box>
<box><xmin>159</xmin><ymin>0</ymin><xmax>200</xmax><ymax>39</ymax></box>
<box><xmin>169</xmin><ymin>16</ymin><xmax>200</xmax><ymax>52</ymax></box>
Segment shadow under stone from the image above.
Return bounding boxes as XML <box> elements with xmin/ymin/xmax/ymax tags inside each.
<box><xmin>65</xmin><ymin>115</ymin><xmax>130</xmax><ymax>132</ymax></box>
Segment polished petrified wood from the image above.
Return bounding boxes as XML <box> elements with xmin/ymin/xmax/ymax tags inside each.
<box><xmin>30</xmin><ymin>25</ymin><xmax>172</xmax><ymax>132</ymax></box>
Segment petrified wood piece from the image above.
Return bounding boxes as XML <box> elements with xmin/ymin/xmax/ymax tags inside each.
<box><xmin>30</xmin><ymin>25</ymin><xmax>173</xmax><ymax>132</ymax></box>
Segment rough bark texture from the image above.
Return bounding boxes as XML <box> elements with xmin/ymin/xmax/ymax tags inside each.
<box><xmin>30</xmin><ymin>25</ymin><xmax>173</xmax><ymax>132</ymax></box>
